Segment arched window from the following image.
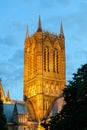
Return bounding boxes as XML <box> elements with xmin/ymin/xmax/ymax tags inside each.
<box><xmin>33</xmin><ymin>48</ymin><xmax>37</xmax><ymax>74</ymax></box>
<box><xmin>47</xmin><ymin>49</ymin><xmax>49</xmax><ymax>71</ymax></box>
<box><xmin>44</xmin><ymin>48</ymin><xmax>46</xmax><ymax>71</ymax></box>
<box><xmin>56</xmin><ymin>50</ymin><xmax>58</xmax><ymax>73</ymax></box>
<box><xmin>30</xmin><ymin>55</ymin><xmax>32</xmax><ymax>75</ymax></box>
<box><xmin>53</xmin><ymin>49</ymin><xmax>58</xmax><ymax>73</ymax></box>
<box><xmin>44</xmin><ymin>46</ymin><xmax>50</xmax><ymax>71</ymax></box>
<box><xmin>53</xmin><ymin>50</ymin><xmax>55</xmax><ymax>72</ymax></box>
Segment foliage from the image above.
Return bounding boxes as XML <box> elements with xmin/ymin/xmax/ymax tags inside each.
<box><xmin>0</xmin><ymin>100</ymin><xmax>8</xmax><ymax>130</ymax></box>
<box><xmin>41</xmin><ymin>63</ymin><xmax>87</xmax><ymax>130</ymax></box>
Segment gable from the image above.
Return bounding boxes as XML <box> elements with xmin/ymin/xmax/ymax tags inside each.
<box><xmin>15</xmin><ymin>102</ymin><xmax>28</xmax><ymax>115</ymax></box>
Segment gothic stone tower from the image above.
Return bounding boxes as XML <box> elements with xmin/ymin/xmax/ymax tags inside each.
<box><xmin>24</xmin><ymin>17</ymin><xmax>66</xmax><ymax>121</ymax></box>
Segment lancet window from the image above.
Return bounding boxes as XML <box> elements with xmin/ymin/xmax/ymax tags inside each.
<box><xmin>44</xmin><ymin>46</ymin><xmax>50</xmax><ymax>71</ymax></box>
<box><xmin>53</xmin><ymin>49</ymin><xmax>58</xmax><ymax>73</ymax></box>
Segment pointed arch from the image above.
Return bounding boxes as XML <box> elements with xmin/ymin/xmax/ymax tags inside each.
<box><xmin>53</xmin><ymin>41</ymin><xmax>61</xmax><ymax>73</ymax></box>
<box><xmin>53</xmin><ymin>41</ymin><xmax>61</xmax><ymax>50</ymax></box>
<box><xmin>44</xmin><ymin>46</ymin><xmax>49</xmax><ymax>71</ymax></box>
<box><xmin>53</xmin><ymin>48</ymin><xmax>58</xmax><ymax>73</ymax></box>
<box><xmin>43</xmin><ymin>41</ymin><xmax>52</xmax><ymax>72</ymax></box>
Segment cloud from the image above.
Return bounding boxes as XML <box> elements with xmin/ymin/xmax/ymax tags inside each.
<box><xmin>39</xmin><ymin>0</ymin><xmax>71</xmax><ymax>10</ymax></box>
<box><xmin>2</xmin><ymin>78</ymin><xmax>23</xmax><ymax>100</ymax></box>
<box><xmin>8</xmin><ymin>49</ymin><xmax>24</xmax><ymax>66</ymax></box>
<box><xmin>66</xmin><ymin>53</ymin><xmax>74</xmax><ymax>81</ymax></box>
<box><xmin>0</xmin><ymin>35</ymin><xmax>18</xmax><ymax>47</ymax></box>
<box><xmin>57</xmin><ymin>0</ymin><xmax>72</xmax><ymax>6</ymax></box>
<box><xmin>0</xmin><ymin>49</ymin><xmax>24</xmax><ymax>100</ymax></box>
<box><xmin>10</xmin><ymin>20</ymin><xmax>25</xmax><ymax>32</ymax></box>
<box><xmin>0</xmin><ymin>49</ymin><xmax>24</xmax><ymax>83</ymax></box>
<box><xmin>74</xmin><ymin>50</ymin><xmax>87</xmax><ymax>64</ymax></box>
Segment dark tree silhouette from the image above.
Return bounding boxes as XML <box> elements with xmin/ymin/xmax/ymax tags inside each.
<box><xmin>0</xmin><ymin>100</ymin><xmax>8</xmax><ymax>130</ymax></box>
<box><xmin>41</xmin><ymin>63</ymin><xmax>87</xmax><ymax>130</ymax></box>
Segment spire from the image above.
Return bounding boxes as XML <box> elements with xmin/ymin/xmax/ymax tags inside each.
<box><xmin>60</xmin><ymin>21</ymin><xmax>64</xmax><ymax>38</ymax></box>
<box><xmin>6</xmin><ymin>90</ymin><xmax>10</xmax><ymax>101</ymax></box>
<box><xmin>37</xmin><ymin>15</ymin><xmax>42</xmax><ymax>32</ymax></box>
<box><xmin>26</xmin><ymin>25</ymin><xmax>29</xmax><ymax>40</ymax></box>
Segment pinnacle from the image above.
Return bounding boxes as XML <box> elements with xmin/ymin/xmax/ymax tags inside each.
<box><xmin>37</xmin><ymin>15</ymin><xmax>42</xmax><ymax>32</ymax></box>
<box><xmin>60</xmin><ymin>21</ymin><xmax>64</xmax><ymax>37</ymax></box>
<box><xmin>26</xmin><ymin>25</ymin><xmax>29</xmax><ymax>39</ymax></box>
<box><xmin>7</xmin><ymin>90</ymin><xmax>10</xmax><ymax>101</ymax></box>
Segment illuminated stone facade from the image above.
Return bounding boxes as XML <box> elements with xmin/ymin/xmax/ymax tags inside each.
<box><xmin>0</xmin><ymin>17</ymin><xmax>66</xmax><ymax>130</ymax></box>
<box><xmin>24</xmin><ymin>16</ymin><xmax>66</xmax><ymax>122</ymax></box>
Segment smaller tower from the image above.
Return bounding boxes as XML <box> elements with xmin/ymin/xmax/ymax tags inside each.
<box><xmin>0</xmin><ymin>80</ymin><xmax>5</xmax><ymax>103</ymax></box>
<box><xmin>6</xmin><ymin>90</ymin><xmax>10</xmax><ymax>102</ymax></box>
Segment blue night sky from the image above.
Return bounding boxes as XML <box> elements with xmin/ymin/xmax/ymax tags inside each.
<box><xmin>0</xmin><ymin>0</ymin><xmax>87</xmax><ymax>100</ymax></box>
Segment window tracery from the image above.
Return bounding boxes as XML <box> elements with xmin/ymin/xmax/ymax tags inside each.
<box><xmin>44</xmin><ymin>46</ymin><xmax>50</xmax><ymax>71</ymax></box>
<box><xmin>53</xmin><ymin>49</ymin><xmax>58</xmax><ymax>73</ymax></box>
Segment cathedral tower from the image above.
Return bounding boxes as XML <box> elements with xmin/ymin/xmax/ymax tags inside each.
<box><xmin>24</xmin><ymin>17</ymin><xmax>66</xmax><ymax>121</ymax></box>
